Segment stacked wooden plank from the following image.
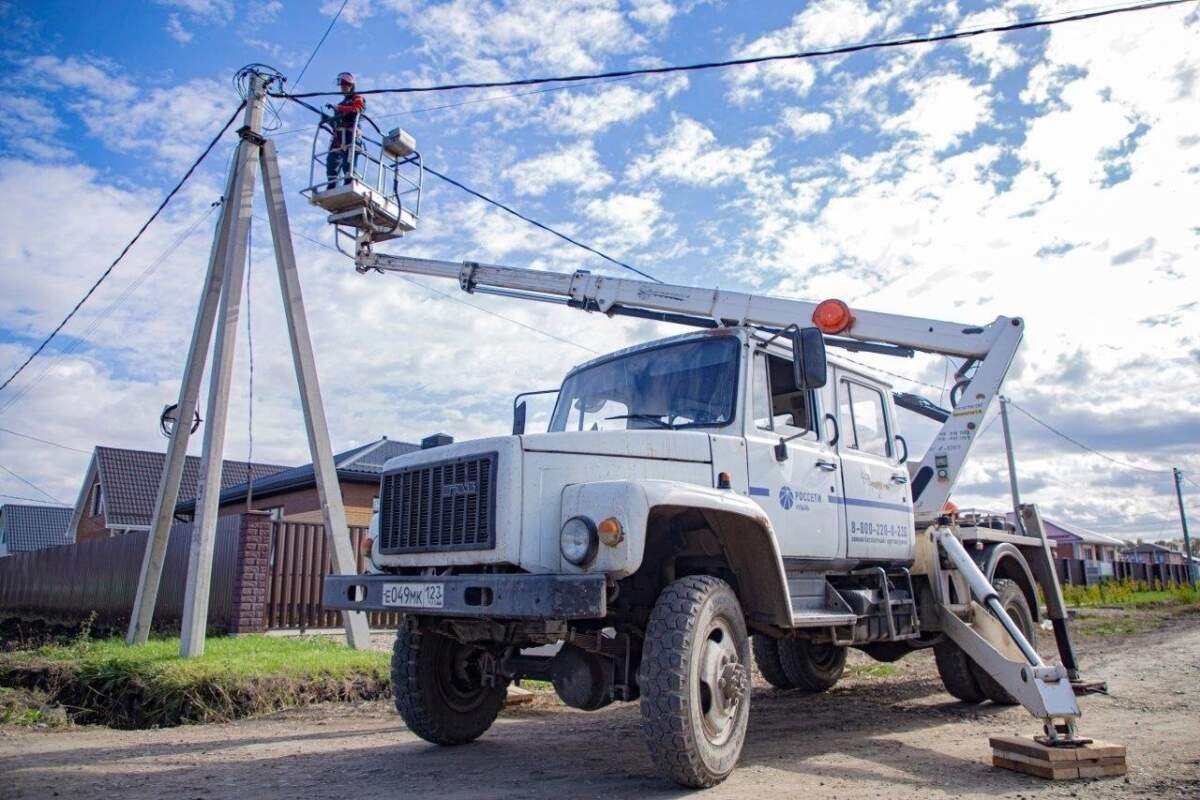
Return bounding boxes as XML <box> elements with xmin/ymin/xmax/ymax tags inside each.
<box><xmin>990</xmin><ymin>736</ymin><xmax>1127</xmax><ymax>779</ymax></box>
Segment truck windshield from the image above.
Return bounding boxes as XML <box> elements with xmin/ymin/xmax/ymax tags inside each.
<box><xmin>549</xmin><ymin>336</ymin><xmax>740</xmax><ymax>432</ymax></box>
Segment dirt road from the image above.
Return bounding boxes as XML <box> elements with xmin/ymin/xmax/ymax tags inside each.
<box><xmin>2</xmin><ymin>611</ymin><xmax>1198</xmax><ymax>799</ymax></box>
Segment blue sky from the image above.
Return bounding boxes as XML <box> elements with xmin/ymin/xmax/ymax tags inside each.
<box><xmin>0</xmin><ymin>0</ymin><xmax>1197</xmax><ymax>540</ymax></box>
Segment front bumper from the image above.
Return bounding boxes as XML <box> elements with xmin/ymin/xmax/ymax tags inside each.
<box><xmin>322</xmin><ymin>572</ymin><xmax>607</xmax><ymax>619</ymax></box>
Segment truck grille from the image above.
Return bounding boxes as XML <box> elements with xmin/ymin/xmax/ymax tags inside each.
<box><xmin>378</xmin><ymin>452</ymin><xmax>497</xmax><ymax>553</ymax></box>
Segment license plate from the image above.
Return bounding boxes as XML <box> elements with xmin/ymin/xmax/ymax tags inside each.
<box><xmin>381</xmin><ymin>582</ymin><xmax>445</xmax><ymax>609</ymax></box>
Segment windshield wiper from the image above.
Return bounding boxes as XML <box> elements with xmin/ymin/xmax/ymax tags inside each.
<box><xmin>605</xmin><ymin>414</ymin><xmax>677</xmax><ymax>429</ymax></box>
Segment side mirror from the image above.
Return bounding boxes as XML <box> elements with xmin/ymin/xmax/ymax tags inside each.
<box><xmin>512</xmin><ymin>401</ymin><xmax>527</xmax><ymax>435</ymax></box>
<box><xmin>792</xmin><ymin>327</ymin><xmax>828</xmax><ymax>390</ymax></box>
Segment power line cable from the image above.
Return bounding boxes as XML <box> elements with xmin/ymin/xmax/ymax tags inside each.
<box><xmin>0</xmin><ymin>200</ymin><xmax>223</xmax><ymax>417</ymax></box>
<box><xmin>291</xmin><ymin>0</ymin><xmax>349</xmax><ymax>93</ymax></box>
<box><xmin>0</xmin><ymin>462</ymin><xmax>65</xmax><ymax>505</ymax></box>
<box><xmin>423</xmin><ymin>165</ymin><xmax>662</xmax><ymax>282</ymax></box>
<box><xmin>275</xmin><ymin>0</ymin><xmax>1191</xmax><ymax>100</ymax></box>
<box><xmin>0</xmin><ymin>492</ymin><xmax>67</xmax><ymax>505</ymax></box>
<box><xmin>0</xmin><ymin>103</ymin><xmax>246</xmax><ymax>397</ymax></box>
<box><xmin>0</xmin><ymin>427</ymin><xmax>90</xmax><ymax>454</ymax></box>
<box><xmin>1007</xmin><ymin>400</ymin><xmax>1169</xmax><ymax>474</ymax></box>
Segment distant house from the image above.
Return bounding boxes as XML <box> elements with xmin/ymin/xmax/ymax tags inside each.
<box><xmin>68</xmin><ymin>446</ymin><xmax>292</xmax><ymax>543</ymax></box>
<box><xmin>1121</xmin><ymin>542</ymin><xmax>1187</xmax><ymax>567</ymax></box>
<box><xmin>0</xmin><ymin>503</ymin><xmax>73</xmax><ymax>557</ymax></box>
<box><xmin>175</xmin><ymin>435</ymin><xmax>450</xmax><ymax>527</ymax></box>
<box><xmin>1041</xmin><ymin>518</ymin><xmax>1125</xmax><ymax>563</ymax></box>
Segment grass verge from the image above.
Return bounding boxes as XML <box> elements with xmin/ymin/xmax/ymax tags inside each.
<box><xmin>1062</xmin><ymin>579</ymin><xmax>1199</xmax><ymax>609</ymax></box>
<box><xmin>0</xmin><ymin>635</ymin><xmax>390</xmax><ymax>729</ymax></box>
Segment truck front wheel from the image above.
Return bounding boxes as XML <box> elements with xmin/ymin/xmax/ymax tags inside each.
<box><xmin>639</xmin><ymin>575</ymin><xmax>751</xmax><ymax>788</ymax></box>
<box><xmin>392</xmin><ymin>625</ymin><xmax>507</xmax><ymax>745</ymax></box>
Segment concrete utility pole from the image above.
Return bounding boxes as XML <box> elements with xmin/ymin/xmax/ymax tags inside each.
<box><xmin>128</xmin><ymin>70</ymin><xmax>370</xmax><ymax>654</ymax></box>
<box><xmin>1174</xmin><ymin>467</ymin><xmax>1196</xmax><ymax>587</ymax></box>
<box><xmin>998</xmin><ymin>396</ymin><xmax>1025</xmax><ymax>536</ymax></box>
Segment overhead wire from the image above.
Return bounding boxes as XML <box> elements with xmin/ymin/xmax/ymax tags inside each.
<box><xmin>279</xmin><ymin>220</ymin><xmax>600</xmax><ymax>354</ymax></box>
<box><xmin>423</xmin><ymin>165</ymin><xmax>662</xmax><ymax>283</ymax></box>
<box><xmin>1007</xmin><ymin>400</ymin><xmax>1169</xmax><ymax>474</ymax></box>
<box><xmin>0</xmin><ymin>199</ymin><xmax>223</xmax><ymax>416</ymax></box>
<box><xmin>291</xmin><ymin>0</ymin><xmax>349</xmax><ymax>93</ymax></box>
<box><xmin>0</xmin><ymin>103</ymin><xmax>246</xmax><ymax>397</ymax></box>
<box><xmin>0</xmin><ymin>492</ymin><xmax>65</xmax><ymax>505</ymax></box>
<box><xmin>0</xmin><ymin>427</ymin><xmax>90</xmax><ymax>454</ymax></box>
<box><xmin>0</xmin><ymin>462</ymin><xmax>65</xmax><ymax>505</ymax></box>
<box><xmin>274</xmin><ymin>0</ymin><xmax>1192</xmax><ymax>100</ymax></box>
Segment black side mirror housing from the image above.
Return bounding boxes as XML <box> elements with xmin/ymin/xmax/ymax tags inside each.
<box><xmin>792</xmin><ymin>327</ymin><xmax>828</xmax><ymax>390</ymax></box>
<box><xmin>512</xmin><ymin>401</ymin><xmax>527</xmax><ymax>435</ymax></box>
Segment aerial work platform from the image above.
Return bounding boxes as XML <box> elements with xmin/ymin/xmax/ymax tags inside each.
<box><xmin>303</xmin><ymin>117</ymin><xmax>422</xmax><ymax>251</ymax></box>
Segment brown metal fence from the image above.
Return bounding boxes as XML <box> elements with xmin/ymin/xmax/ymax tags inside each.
<box><xmin>265</xmin><ymin>521</ymin><xmax>403</xmax><ymax>630</ymax></box>
<box><xmin>0</xmin><ymin>516</ymin><xmax>241</xmax><ymax>631</ymax></box>
<box><xmin>1056</xmin><ymin>558</ymin><xmax>1192</xmax><ymax>587</ymax></box>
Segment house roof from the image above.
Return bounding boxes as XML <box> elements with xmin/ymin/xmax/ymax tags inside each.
<box><xmin>94</xmin><ymin>446</ymin><xmax>291</xmax><ymax>528</ymax></box>
<box><xmin>1041</xmin><ymin>517</ymin><xmax>1127</xmax><ymax>548</ymax></box>
<box><xmin>1122</xmin><ymin>542</ymin><xmax>1176</xmax><ymax>554</ymax></box>
<box><xmin>174</xmin><ymin>437</ymin><xmax>421</xmax><ymax>514</ymax></box>
<box><xmin>1</xmin><ymin>503</ymin><xmax>74</xmax><ymax>552</ymax></box>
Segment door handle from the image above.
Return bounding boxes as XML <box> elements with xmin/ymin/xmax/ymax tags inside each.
<box><xmin>815</xmin><ymin>459</ymin><xmax>838</xmax><ymax>471</ymax></box>
<box><xmin>891</xmin><ymin>474</ymin><xmax>909</xmax><ymax>485</ymax></box>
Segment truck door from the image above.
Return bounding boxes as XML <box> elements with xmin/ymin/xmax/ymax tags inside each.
<box><xmin>745</xmin><ymin>350</ymin><xmax>841</xmax><ymax>559</ymax></box>
<box><xmin>832</xmin><ymin>370</ymin><xmax>914</xmax><ymax>561</ymax></box>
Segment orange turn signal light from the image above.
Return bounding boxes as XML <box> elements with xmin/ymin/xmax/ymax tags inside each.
<box><xmin>942</xmin><ymin>501</ymin><xmax>958</xmax><ymax>516</ymax></box>
<box><xmin>812</xmin><ymin>298</ymin><xmax>854</xmax><ymax>335</ymax></box>
<box><xmin>597</xmin><ymin>517</ymin><xmax>624</xmax><ymax>547</ymax></box>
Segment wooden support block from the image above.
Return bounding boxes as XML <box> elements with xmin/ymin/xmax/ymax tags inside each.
<box><xmin>505</xmin><ymin>686</ymin><xmax>535</xmax><ymax>707</ymax></box>
<box><xmin>993</xmin><ymin>755</ymin><xmax>1079</xmax><ymax>780</ymax></box>
<box><xmin>990</xmin><ymin>735</ymin><xmax>1127</xmax><ymax>781</ymax></box>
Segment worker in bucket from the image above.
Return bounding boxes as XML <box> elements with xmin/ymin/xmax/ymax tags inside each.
<box><xmin>324</xmin><ymin>71</ymin><xmax>365</xmax><ymax>189</ymax></box>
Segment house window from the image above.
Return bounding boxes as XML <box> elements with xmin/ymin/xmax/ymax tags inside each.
<box><xmin>264</xmin><ymin>506</ymin><xmax>284</xmax><ymax>521</ymax></box>
<box><xmin>90</xmin><ymin>482</ymin><xmax>103</xmax><ymax>516</ymax></box>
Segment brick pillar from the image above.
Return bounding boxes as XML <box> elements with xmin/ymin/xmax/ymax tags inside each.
<box><xmin>230</xmin><ymin>511</ymin><xmax>273</xmax><ymax>635</ymax></box>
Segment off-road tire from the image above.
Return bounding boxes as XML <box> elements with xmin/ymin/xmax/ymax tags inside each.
<box><xmin>934</xmin><ymin>635</ymin><xmax>986</xmax><ymax>703</ymax></box>
<box><xmin>968</xmin><ymin>579</ymin><xmax>1035</xmax><ymax>705</ymax></box>
<box><xmin>778</xmin><ymin>638</ymin><xmax>847</xmax><ymax>692</ymax></box>
<box><xmin>639</xmin><ymin>575</ymin><xmax>751</xmax><ymax>788</ymax></box>
<box><xmin>752</xmin><ymin>634</ymin><xmax>796</xmax><ymax>690</ymax></box>
<box><xmin>392</xmin><ymin>625</ymin><xmax>507</xmax><ymax>745</ymax></box>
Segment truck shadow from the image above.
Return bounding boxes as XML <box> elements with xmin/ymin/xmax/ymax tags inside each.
<box><xmin>4</xmin><ymin>673</ymin><xmax>1047</xmax><ymax>799</ymax></box>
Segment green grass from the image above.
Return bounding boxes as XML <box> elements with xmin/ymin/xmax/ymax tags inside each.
<box><xmin>0</xmin><ymin>686</ymin><xmax>70</xmax><ymax>728</ymax></box>
<box><xmin>1061</xmin><ymin>579</ymin><xmax>1199</xmax><ymax>609</ymax></box>
<box><xmin>0</xmin><ymin>635</ymin><xmax>391</xmax><ymax>729</ymax></box>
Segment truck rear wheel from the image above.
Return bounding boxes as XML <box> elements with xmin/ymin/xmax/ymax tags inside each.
<box><xmin>934</xmin><ymin>579</ymin><xmax>1034</xmax><ymax>705</ymax></box>
<box><xmin>969</xmin><ymin>579</ymin><xmax>1034</xmax><ymax>705</ymax></box>
<box><xmin>778</xmin><ymin>638</ymin><xmax>846</xmax><ymax>692</ymax></box>
<box><xmin>391</xmin><ymin>625</ymin><xmax>507</xmax><ymax>745</ymax></box>
<box><xmin>752</xmin><ymin>634</ymin><xmax>796</xmax><ymax>690</ymax></box>
<box><xmin>639</xmin><ymin>575</ymin><xmax>751</xmax><ymax>788</ymax></box>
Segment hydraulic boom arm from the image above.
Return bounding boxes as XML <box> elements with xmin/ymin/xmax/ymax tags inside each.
<box><xmin>356</xmin><ymin>251</ymin><xmax>1024</xmax><ymax>518</ymax></box>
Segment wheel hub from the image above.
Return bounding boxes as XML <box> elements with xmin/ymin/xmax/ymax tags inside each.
<box><xmin>698</xmin><ymin>619</ymin><xmax>744</xmax><ymax>746</ymax></box>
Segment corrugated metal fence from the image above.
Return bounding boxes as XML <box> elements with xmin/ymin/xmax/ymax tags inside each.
<box><xmin>1056</xmin><ymin>558</ymin><xmax>1192</xmax><ymax>587</ymax></box>
<box><xmin>266</xmin><ymin>521</ymin><xmax>402</xmax><ymax>630</ymax></box>
<box><xmin>0</xmin><ymin>516</ymin><xmax>240</xmax><ymax>631</ymax></box>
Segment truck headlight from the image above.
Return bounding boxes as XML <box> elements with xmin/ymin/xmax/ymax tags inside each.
<box><xmin>560</xmin><ymin>516</ymin><xmax>598</xmax><ymax>566</ymax></box>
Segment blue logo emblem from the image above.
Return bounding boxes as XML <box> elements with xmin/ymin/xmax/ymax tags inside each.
<box><xmin>778</xmin><ymin>486</ymin><xmax>795</xmax><ymax>510</ymax></box>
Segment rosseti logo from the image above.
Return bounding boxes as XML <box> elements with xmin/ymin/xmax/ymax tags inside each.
<box><xmin>778</xmin><ymin>485</ymin><xmax>795</xmax><ymax>510</ymax></box>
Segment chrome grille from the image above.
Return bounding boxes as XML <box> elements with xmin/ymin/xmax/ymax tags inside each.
<box><xmin>378</xmin><ymin>452</ymin><xmax>497</xmax><ymax>553</ymax></box>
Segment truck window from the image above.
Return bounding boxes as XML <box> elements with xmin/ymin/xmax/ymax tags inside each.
<box><xmin>752</xmin><ymin>353</ymin><xmax>772</xmax><ymax>430</ymax></box>
<box><xmin>839</xmin><ymin>379</ymin><xmax>891</xmax><ymax>458</ymax></box>
<box><xmin>758</xmin><ymin>350</ymin><xmax>816</xmax><ymax>438</ymax></box>
<box><xmin>549</xmin><ymin>336</ymin><xmax>739</xmax><ymax>432</ymax></box>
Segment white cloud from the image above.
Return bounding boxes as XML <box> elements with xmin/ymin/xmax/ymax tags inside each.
<box><xmin>396</xmin><ymin>0</ymin><xmax>646</xmax><ymax>77</ymax></box>
<box><xmin>582</xmin><ymin>190</ymin><xmax>671</xmax><ymax>250</ymax></box>
<box><xmin>322</xmin><ymin>0</ymin><xmax>376</xmax><ymax>26</ymax></box>
<box><xmin>155</xmin><ymin>0</ymin><xmax>233</xmax><ymax>23</ymax></box>
<box><xmin>537</xmin><ymin>76</ymin><xmax>686</xmax><ymax>135</ymax></box>
<box><xmin>165</xmin><ymin>14</ymin><xmax>194</xmax><ymax>43</ymax></box>
<box><xmin>883</xmin><ymin>74</ymin><xmax>992</xmax><ymax>151</ymax></box>
<box><xmin>781</xmin><ymin>109</ymin><xmax>832</xmax><ymax>137</ymax></box>
<box><xmin>627</xmin><ymin>116</ymin><xmax>772</xmax><ymax>186</ymax></box>
<box><xmin>629</xmin><ymin>0</ymin><xmax>675</xmax><ymax>28</ymax></box>
<box><xmin>503</xmin><ymin>140</ymin><xmax>613</xmax><ymax>196</ymax></box>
